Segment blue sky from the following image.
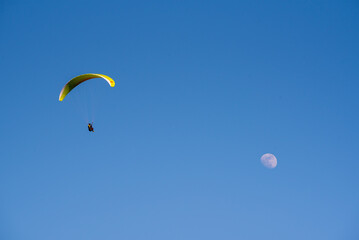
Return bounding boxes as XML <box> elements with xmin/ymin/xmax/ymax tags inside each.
<box><xmin>0</xmin><ymin>0</ymin><xmax>358</xmax><ymax>239</ymax></box>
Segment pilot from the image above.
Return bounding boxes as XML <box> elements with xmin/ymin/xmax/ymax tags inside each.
<box><xmin>88</xmin><ymin>123</ymin><xmax>94</xmax><ymax>132</ymax></box>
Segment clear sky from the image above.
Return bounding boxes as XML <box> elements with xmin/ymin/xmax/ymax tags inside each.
<box><xmin>1</xmin><ymin>0</ymin><xmax>358</xmax><ymax>239</ymax></box>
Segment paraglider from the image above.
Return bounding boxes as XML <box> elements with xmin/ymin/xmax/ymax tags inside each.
<box><xmin>59</xmin><ymin>73</ymin><xmax>115</xmax><ymax>101</ymax></box>
<box><xmin>59</xmin><ymin>73</ymin><xmax>115</xmax><ymax>132</ymax></box>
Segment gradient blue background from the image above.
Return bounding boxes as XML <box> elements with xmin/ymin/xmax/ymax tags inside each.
<box><xmin>1</xmin><ymin>0</ymin><xmax>358</xmax><ymax>239</ymax></box>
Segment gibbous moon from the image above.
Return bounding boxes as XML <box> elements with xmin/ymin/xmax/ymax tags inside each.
<box><xmin>260</xmin><ymin>153</ymin><xmax>277</xmax><ymax>169</ymax></box>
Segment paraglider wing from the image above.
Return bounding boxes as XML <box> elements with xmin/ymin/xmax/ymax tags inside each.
<box><xmin>59</xmin><ymin>73</ymin><xmax>115</xmax><ymax>101</ymax></box>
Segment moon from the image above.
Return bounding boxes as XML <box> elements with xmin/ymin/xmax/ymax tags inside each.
<box><xmin>260</xmin><ymin>153</ymin><xmax>277</xmax><ymax>169</ymax></box>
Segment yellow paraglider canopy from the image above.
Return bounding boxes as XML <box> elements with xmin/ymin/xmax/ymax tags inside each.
<box><xmin>59</xmin><ymin>73</ymin><xmax>115</xmax><ymax>101</ymax></box>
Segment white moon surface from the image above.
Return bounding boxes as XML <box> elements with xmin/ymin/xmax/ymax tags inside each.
<box><xmin>260</xmin><ymin>153</ymin><xmax>277</xmax><ymax>169</ymax></box>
